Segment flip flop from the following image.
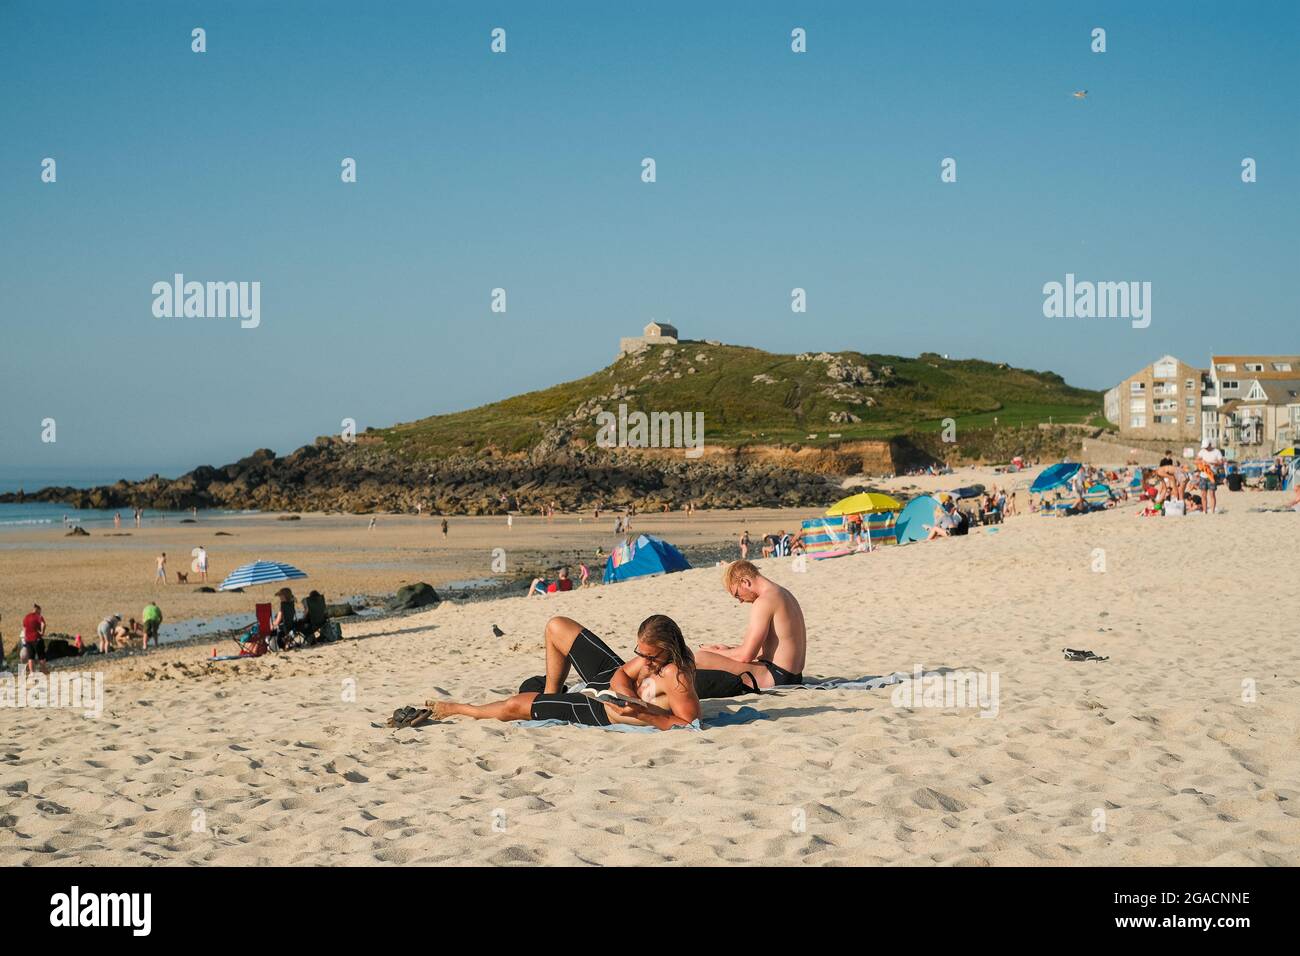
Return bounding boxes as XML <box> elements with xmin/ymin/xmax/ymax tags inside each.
<box><xmin>1063</xmin><ymin>648</ymin><xmax>1109</xmax><ymax>662</ymax></box>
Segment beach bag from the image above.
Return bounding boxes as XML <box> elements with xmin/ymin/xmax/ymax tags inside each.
<box><xmin>44</xmin><ymin>638</ymin><xmax>78</xmax><ymax>660</ymax></box>
<box><xmin>1165</xmin><ymin>499</ymin><xmax>1185</xmax><ymax>517</ymax></box>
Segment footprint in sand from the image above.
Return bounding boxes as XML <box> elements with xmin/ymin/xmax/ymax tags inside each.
<box><xmin>911</xmin><ymin>787</ymin><xmax>968</xmax><ymax>813</ymax></box>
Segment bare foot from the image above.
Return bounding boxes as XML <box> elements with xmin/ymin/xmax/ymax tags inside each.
<box><xmin>428</xmin><ymin>700</ymin><xmax>456</xmax><ymax>720</ymax></box>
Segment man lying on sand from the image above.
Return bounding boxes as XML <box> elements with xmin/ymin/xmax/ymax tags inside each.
<box><xmin>694</xmin><ymin>560</ymin><xmax>807</xmax><ymax>688</ymax></box>
<box><xmin>421</xmin><ymin>615</ymin><xmax>701</xmax><ymax>730</ymax></box>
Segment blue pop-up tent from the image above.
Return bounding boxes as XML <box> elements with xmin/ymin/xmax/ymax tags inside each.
<box><xmin>603</xmin><ymin>534</ymin><xmax>691</xmax><ymax>584</ymax></box>
<box><xmin>895</xmin><ymin>495</ymin><xmax>940</xmax><ymax>544</ymax></box>
<box><xmin>1031</xmin><ymin>462</ymin><xmax>1082</xmax><ymax>493</ymax></box>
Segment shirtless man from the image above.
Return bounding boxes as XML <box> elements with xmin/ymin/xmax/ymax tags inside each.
<box><xmin>694</xmin><ymin>560</ymin><xmax>807</xmax><ymax>688</ymax></box>
<box><xmin>429</xmin><ymin>615</ymin><xmax>700</xmax><ymax>730</ymax></box>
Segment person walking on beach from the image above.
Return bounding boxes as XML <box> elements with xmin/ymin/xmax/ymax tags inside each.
<box><xmin>114</xmin><ymin>512</ymin><xmax>121</xmax><ymax>529</ymax></box>
<box><xmin>368</xmin><ymin>517</ymin><xmax>377</xmax><ymax>531</ymax></box>
<box><xmin>22</xmin><ymin>604</ymin><xmax>49</xmax><ymax>676</ymax></box>
<box><xmin>195</xmin><ymin>545</ymin><xmax>209</xmax><ymax>583</ymax></box>
<box><xmin>739</xmin><ymin>530</ymin><xmax>750</xmax><ymax>559</ymax></box>
<box><xmin>142</xmin><ymin>600</ymin><xmax>163</xmax><ymax>650</ymax></box>
<box><xmin>155</xmin><ymin>552</ymin><xmax>167</xmax><ymax>585</ymax></box>
<box><xmin>441</xmin><ymin>518</ymin><xmax>448</xmax><ymax>539</ymax></box>
<box><xmin>693</xmin><ymin>561</ymin><xmax>807</xmax><ymax>689</ymax></box>
<box><xmin>426</xmin><ymin>615</ymin><xmax>701</xmax><ymax>730</ymax></box>
<box><xmin>1196</xmin><ymin>439</ymin><xmax>1225</xmax><ymax>515</ymax></box>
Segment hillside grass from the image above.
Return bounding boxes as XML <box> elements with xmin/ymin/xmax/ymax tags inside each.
<box><xmin>376</xmin><ymin>342</ymin><xmax>1101</xmax><ymax>458</ymax></box>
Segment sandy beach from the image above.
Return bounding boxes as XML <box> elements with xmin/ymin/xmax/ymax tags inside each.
<box><xmin>3</xmin><ymin>471</ymin><xmax>1297</xmax><ymax>866</ymax></box>
<box><xmin>0</xmin><ymin>507</ymin><xmax>805</xmax><ymax>651</ymax></box>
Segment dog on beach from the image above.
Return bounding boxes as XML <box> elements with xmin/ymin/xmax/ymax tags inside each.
<box><xmin>176</xmin><ymin>571</ymin><xmax>188</xmax><ymax>584</ymax></box>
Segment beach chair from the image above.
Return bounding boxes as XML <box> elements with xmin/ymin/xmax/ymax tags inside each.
<box><xmin>215</xmin><ymin>603</ymin><xmax>272</xmax><ymax>660</ymax></box>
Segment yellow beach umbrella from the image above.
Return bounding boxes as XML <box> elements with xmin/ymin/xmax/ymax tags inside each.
<box><xmin>825</xmin><ymin>492</ymin><xmax>902</xmax><ymax>516</ymax></box>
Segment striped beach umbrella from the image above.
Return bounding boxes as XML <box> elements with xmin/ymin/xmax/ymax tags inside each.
<box><xmin>218</xmin><ymin>560</ymin><xmax>308</xmax><ymax>592</ymax></box>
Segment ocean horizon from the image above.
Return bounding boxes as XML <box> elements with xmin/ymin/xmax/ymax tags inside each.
<box><xmin>0</xmin><ymin>467</ymin><xmax>192</xmax><ymax>497</ymax></box>
<box><xmin>0</xmin><ymin>468</ymin><xmax>242</xmax><ymax>530</ymax></box>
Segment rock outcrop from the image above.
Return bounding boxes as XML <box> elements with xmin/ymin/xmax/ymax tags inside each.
<box><xmin>2</xmin><ymin>440</ymin><xmax>844</xmax><ymax>515</ymax></box>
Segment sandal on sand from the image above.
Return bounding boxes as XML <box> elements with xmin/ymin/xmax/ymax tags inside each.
<box><xmin>1063</xmin><ymin>648</ymin><xmax>1109</xmax><ymax>662</ymax></box>
<box><xmin>387</xmin><ymin>706</ymin><xmax>433</xmax><ymax>728</ymax></box>
<box><xmin>386</xmin><ymin>706</ymin><xmax>417</xmax><ymax>727</ymax></box>
<box><xmin>404</xmin><ymin>708</ymin><xmax>433</xmax><ymax>728</ymax></box>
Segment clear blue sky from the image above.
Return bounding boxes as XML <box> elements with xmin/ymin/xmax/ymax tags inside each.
<box><xmin>1</xmin><ymin>0</ymin><xmax>1296</xmax><ymax>479</ymax></box>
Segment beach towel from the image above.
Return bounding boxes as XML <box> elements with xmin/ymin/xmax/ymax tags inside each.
<box><xmin>516</xmin><ymin>705</ymin><xmax>770</xmax><ymax>732</ymax></box>
<box><xmin>796</xmin><ymin>672</ymin><xmax>914</xmax><ymax>690</ymax></box>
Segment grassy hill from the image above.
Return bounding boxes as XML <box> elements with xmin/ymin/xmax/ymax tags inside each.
<box><xmin>375</xmin><ymin>341</ymin><xmax>1102</xmax><ymax>459</ymax></box>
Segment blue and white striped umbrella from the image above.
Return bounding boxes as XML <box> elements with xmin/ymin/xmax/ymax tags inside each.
<box><xmin>218</xmin><ymin>560</ymin><xmax>308</xmax><ymax>592</ymax></box>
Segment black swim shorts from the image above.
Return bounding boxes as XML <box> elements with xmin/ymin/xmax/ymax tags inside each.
<box><xmin>529</xmin><ymin>692</ymin><xmax>614</xmax><ymax>726</ymax></box>
<box><xmin>517</xmin><ymin>627</ymin><xmax>625</xmax><ymax>694</ymax></box>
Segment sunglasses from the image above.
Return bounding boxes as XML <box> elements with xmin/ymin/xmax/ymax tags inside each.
<box><xmin>634</xmin><ymin>649</ymin><xmax>667</xmax><ymax>665</ymax></box>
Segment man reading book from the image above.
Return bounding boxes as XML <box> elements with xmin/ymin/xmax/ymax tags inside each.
<box><xmin>429</xmin><ymin>615</ymin><xmax>701</xmax><ymax>730</ymax></box>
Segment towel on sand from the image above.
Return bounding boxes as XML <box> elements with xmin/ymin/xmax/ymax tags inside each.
<box><xmin>511</xmin><ymin>673</ymin><xmax>923</xmax><ymax>731</ymax></box>
<box><xmin>517</xmin><ymin>705</ymin><xmax>770</xmax><ymax>733</ymax></box>
<box><xmin>797</xmin><ymin>672</ymin><xmax>912</xmax><ymax>690</ymax></box>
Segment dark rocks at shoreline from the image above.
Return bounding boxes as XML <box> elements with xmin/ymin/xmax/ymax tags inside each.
<box><xmin>387</xmin><ymin>583</ymin><xmax>440</xmax><ymax>612</ymax></box>
<box><xmin>0</xmin><ymin>440</ymin><xmax>845</xmax><ymax>516</ymax></box>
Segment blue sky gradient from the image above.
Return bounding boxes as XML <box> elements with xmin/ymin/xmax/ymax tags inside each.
<box><xmin>1</xmin><ymin>0</ymin><xmax>1296</xmax><ymax>477</ymax></box>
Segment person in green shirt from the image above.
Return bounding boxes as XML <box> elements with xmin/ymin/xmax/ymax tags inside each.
<box><xmin>142</xmin><ymin>601</ymin><xmax>163</xmax><ymax>650</ymax></box>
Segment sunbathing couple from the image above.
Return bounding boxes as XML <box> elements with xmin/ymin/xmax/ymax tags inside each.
<box><xmin>422</xmin><ymin>561</ymin><xmax>806</xmax><ymax>731</ymax></box>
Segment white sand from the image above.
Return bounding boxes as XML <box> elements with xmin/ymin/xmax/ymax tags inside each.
<box><xmin>3</xmin><ymin>490</ymin><xmax>1298</xmax><ymax>866</ymax></box>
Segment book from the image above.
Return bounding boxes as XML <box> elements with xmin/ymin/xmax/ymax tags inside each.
<box><xmin>578</xmin><ymin>687</ymin><xmax>646</xmax><ymax>707</ymax></box>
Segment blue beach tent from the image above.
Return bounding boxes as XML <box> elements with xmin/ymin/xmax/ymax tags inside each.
<box><xmin>895</xmin><ymin>495</ymin><xmax>940</xmax><ymax>544</ymax></box>
<box><xmin>603</xmin><ymin>534</ymin><xmax>691</xmax><ymax>584</ymax></box>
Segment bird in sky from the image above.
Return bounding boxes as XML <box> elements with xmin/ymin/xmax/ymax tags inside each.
<box><xmin>1072</xmin><ymin>89</ymin><xmax>1088</xmax><ymax>99</ymax></box>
